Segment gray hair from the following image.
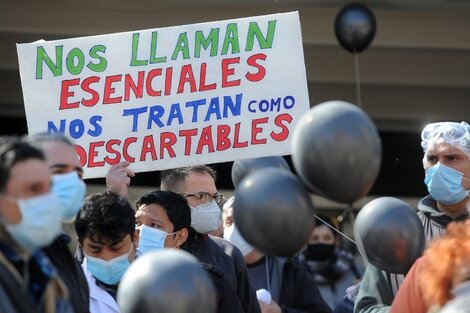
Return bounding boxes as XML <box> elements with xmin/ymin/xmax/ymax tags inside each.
<box><xmin>160</xmin><ymin>165</ymin><xmax>216</xmax><ymax>192</ymax></box>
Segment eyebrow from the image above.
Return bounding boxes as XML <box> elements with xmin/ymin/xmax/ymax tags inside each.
<box><xmin>50</xmin><ymin>163</ymin><xmax>84</xmax><ymax>174</ymax></box>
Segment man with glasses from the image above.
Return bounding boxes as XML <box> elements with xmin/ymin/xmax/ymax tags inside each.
<box><xmin>161</xmin><ymin>165</ymin><xmax>261</xmax><ymax>313</ymax></box>
<box><xmin>355</xmin><ymin>121</ymin><xmax>470</xmax><ymax>313</ymax></box>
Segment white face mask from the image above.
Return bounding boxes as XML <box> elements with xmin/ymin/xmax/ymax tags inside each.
<box><xmin>223</xmin><ymin>224</ymin><xmax>253</xmax><ymax>257</ymax></box>
<box><xmin>138</xmin><ymin>224</ymin><xmax>176</xmax><ymax>254</ymax></box>
<box><xmin>5</xmin><ymin>192</ymin><xmax>63</xmax><ymax>251</ymax></box>
<box><xmin>190</xmin><ymin>200</ymin><xmax>221</xmax><ymax>234</ymax></box>
<box><xmin>52</xmin><ymin>171</ymin><xmax>86</xmax><ymax>221</ymax></box>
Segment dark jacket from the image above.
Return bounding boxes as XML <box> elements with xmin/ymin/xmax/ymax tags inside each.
<box><xmin>42</xmin><ymin>233</ymin><xmax>90</xmax><ymax>313</ymax></box>
<box><xmin>354</xmin><ymin>195</ymin><xmax>469</xmax><ymax>313</ymax></box>
<box><xmin>182</xmin><ymin>230</ymin><xmax>261</xmax><ymax>313</ymax></box>
<box><xmin>248</xmin><ymin>256</ymin><xmax>332</xmax><ymax>313</ymax></box>
<box><xmin>0</xmin><ymin>229</ymin><xmax>74</xmax><ymax>313</ymax></box>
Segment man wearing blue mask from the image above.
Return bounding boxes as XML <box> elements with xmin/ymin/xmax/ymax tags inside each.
<box><xmin>135</xmin><ymin>190</ymin><xmax>190</xmax><ymax>252</ymax></box>
<box><xmin>75</xmin><ymin>191</ymin><xmax>138</xmax><ymax>313</ymax></box>
<box><xmin>161</xmin><ymin>165</ymin><xmax>262</xmax><ymax>313</ymax></box>
<box><xmin>27</xmin><ymin>132</ymin><xmax>90</xmax><ymax>313</ymax></box>
<box><xmin>0</xmin><ymin>137</ymin><xmax>73</xmax><ymax>312</ymax></box>
<box><xmin>355</xmin><ymin>121</ymin><xmax>470</xmax><ymax>313</ymax></box>
<box><xmin>135</xmin><ymin>190</ymin><xmax>245</xmax><ymax>313</ymax></box>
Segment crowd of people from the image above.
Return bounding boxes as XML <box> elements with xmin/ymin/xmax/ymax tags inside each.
<box><xmin>0</xmin><ymin>120</ymin><xmax>469</xmax><ymax>313</ymax></box>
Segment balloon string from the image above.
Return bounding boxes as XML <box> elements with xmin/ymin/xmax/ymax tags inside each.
<box><xmin>314</xmin><ymin>214</ymin><xmax>357</xmax><ymax>245</ymax></box>
<box><xmin>354</xmin><ymin>52</ymin><xmax>362</xmax><ymax>108</ymax></box>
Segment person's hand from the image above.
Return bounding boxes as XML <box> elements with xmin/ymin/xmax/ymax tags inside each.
<box><xmin>259</xmin><ymin>299</ymin><xmax>282</xmax><ymax>313</ymax></box>
<box><xmin>106</xmin><ymin>161</ymin><xmax>135</xmax><ymax>197</ymax></box>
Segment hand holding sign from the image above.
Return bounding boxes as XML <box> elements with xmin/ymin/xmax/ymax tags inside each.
<box><xmin>106</xmin><ymin>161</ymin><xmax>135</xmax><ymax>197</ymax></box>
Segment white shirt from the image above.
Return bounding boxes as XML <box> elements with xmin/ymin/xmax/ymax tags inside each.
<box><xmin>82</xmin><ymin>258</ymin><xmax>121</xmax><ymax>313</ymax></box>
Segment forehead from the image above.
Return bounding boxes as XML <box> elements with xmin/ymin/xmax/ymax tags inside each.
<box><xmin>41</xmin><ymin>141</ymin><xmax>81</xmax><ymax>167</ymax></box>
<box><xmin>427</xmin><ymin>141</ymin><xmax>470</xmax><ymax>158</ymax></box>
<box><xmin>137</xmin><ymin>203</ymin><xmax>169</xmax><ymax>220</ymax></box>
<box><xmin>312</xmin><ymin>225</ymin><xmax>334</xmax><ymax>237</ymax></box>
<box><xmin>181</xmin><ymin>171</ymin><xmax>217</xmax><ymax>193</ymax></box>
<box><xmin>84</xmin><ymin>233</ymin><xmax>130</xmax><ymax>246</ymax></box>
<box><xmin>9</xmin><ymin>159</ymin><xmax>50</xmax><ymax>183</ymax></box>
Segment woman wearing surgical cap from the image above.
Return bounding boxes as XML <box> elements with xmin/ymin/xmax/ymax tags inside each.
<box><xmin>356</xmin><ymin>121</ymin><xmax>470</xmax><ymax>313</ymax></box>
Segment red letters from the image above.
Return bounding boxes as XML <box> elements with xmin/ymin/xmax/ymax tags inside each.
<box><xmin>245</xmin><ymin>53</ymin><xmax>267</xmax><ymax>82</ymax></box>
<box><xmin>60</xmin><ymin>79</ymin><xmax>80</xmax><ymax>110</ymax></box>
<box><xmin>271</xmin><ymin>113</ymin><xmax>292</xmax><ymax>141</ymax></box>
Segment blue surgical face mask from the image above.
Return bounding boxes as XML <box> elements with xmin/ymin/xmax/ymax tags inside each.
<box><xmin>424</xmin><ymin>163</ymin><xmax>470</xmax><ymax>205</ymax></box>
<box><xmin>85</xmin><ymin>244</ymin><xmax>133</xmax><ymax>285</ymax></box>
<box><xmin>5</xmin><ymin>192</ymin><xmax>63</xmax><ymax>251</ymax></box>
<box><xmin>138</xmin><ymin>224</ymin><xmax>176</xmax><ymax>254</ymax></box>
<box><xmin>190</xmin><ymin>200</ymin><xmax>221</xmax><ymax>234</ymax></box>
<box><xmin>52</xmin><ymin>171</ymin><xmax>86</xmax><ymax>221</ymax></box>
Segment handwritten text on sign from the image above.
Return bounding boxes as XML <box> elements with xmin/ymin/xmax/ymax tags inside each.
<box><xmin>17</xmin><ymin>11</ymin><xmax>310</xmax><ymax>178</ymax></box>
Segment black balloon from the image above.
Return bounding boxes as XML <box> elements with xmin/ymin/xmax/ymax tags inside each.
<box><xmin>233</xmin><ymin>167</ymin><xmax>314</xmax><ymax>257</ymax></box>
<box><xmin>291</xmin><ymin>100</ymin><xmax>381</xmax><ymax>203</ymax></box>
<box><xmin>334</xmin><ymin>3</ymin><xmax>377</xmax><ymax>53</ymax></box>
<box><xmin>231</xmin><ymin>156</ymin><xmax>290</xmax><ymax>188</ymax></box>
<box><xmin>354</xmin><ymin>197</ymin><xmax>425</xmax><ymax>274</ymax></box>
<box><xmin>117</xmin><ymin>250</ymin><xmax>217</xmax><ymax>313</ymax></box>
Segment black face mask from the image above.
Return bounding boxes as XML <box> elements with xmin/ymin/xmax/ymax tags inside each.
<box><xmin>307</xmin><ymin>243</ymin><xmax>335</xmax><ymax>262</ymax></box>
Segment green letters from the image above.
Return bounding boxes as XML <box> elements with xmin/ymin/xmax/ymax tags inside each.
<box><xmin>195</xmin><ymin>28</ymin><xmax>219</xmax><ymax>58</ymax></box>
<box><xmin>150</xmin><ymin>32</ymin><xmax>167</xmax><ymax>64</ymax></box>
<box><xmin>131</xmin><ymin>33</ymin><xmax>148</xmax><ymax>66</ymax></box>
<box><xmin>87</xmin><ymin>45</ymin><xmax>107</xmax><ymax>72</ymax></box>
<box><xmin>246</xmin><ymin>20</ymin><xmax>276</xmax><ymax>51</ymax></box>
<box><xmin>221</xmin><ymin>23</ymin><xmax>239</xmax><ymax>55</ymax></box>
<box><xmin>172</xmin><ymin>32</ymin><xmax>190</xmax><ymax>60</ymax></box>
<box><xmin>36</xmin><ymin>45</ymin><xmax>63</xmax><ymax>79</ymax></box>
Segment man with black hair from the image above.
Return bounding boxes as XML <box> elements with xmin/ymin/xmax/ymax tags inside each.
<box><xmin>135</xmin><ymin>190</ymin><xmax>245</xmax><ymax>313</ymax></box>
<box><xmin>135</xmin><ymin>190</ymin><xmax>190</xmax><ymax>252</ymax></box>
<box><xmin>0</xmin><ymin>137</ymin><xmax>73</xmax><ymax>312</ymax></box>
<box><xmin>75</xmin><ymin>191</ymin><xmax>138</xmax><ymax>313</ymax></box>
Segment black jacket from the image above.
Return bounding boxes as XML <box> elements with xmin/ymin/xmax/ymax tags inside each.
<box><xmin>182</xmin><ymin>230</ymin><xmax>261</xmax><ymax>313</ymax></box>
<box><xmin>42</xmin><ymin>234</ymin><xmax>90</xmax><ymax>313</ymax></box>
<box><xmin>0</xmin><ymin>230</ymin><xmax>74</xmax><ymax>313</ymax></box>
<box><xmin>256</xmin><ymin>256</ymin><xmax>332</xmax><ymax>313</ymax></box>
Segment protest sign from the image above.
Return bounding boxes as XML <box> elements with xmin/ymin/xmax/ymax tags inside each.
<box><xmin>17</xmin><ymin>11</ymin><xmax>310</xmax><ymax>179</ymax></box>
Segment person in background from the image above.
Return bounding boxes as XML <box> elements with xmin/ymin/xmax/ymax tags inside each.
<box><xmin>134</xmin><ymin>190</ymin><xmax>190</xmax><ymax>253</ymax></box>
<box><xmin>75</xmin><ymin>191</ymin><xmax>138</xmax><ymax>313</ymax></box>
<box><xmin>355</xmin><ymin>121</ymin><xmax>470</xmax><ymax>313</ymax></box>
<box><xmin>27</xmin><ymin>132</ymin><xmax>89</xmax><ymax>313</ymax></box>
<box><xmin>135</xmin><ymin>190</ymin><xmax>243</xmax><ymax>313</ymax></box>
<box><xmin>0</xmin><ymin>137</ymin><xmax>73</xmax><ymax>312</ymax></box>
<box><xmin>225</xmin><ymin>222</ymin><xmax>332</xmax><ymax>313</ymax></box>
<box><xmin>160</xmin><ymin>165</ymin><xmax>261</xmax><ymax>313</ymax></box>
<box><xmin>299</xmin><ymin>215</ymin><xmax>363</xmax><ymax>310</ymax></box>
<box><xmin>390</xmin><ymin>220</ymin><xmax>470</xmax><ymax>313</ymax></box>
<box><xmin>222</xmin><ymin>195</ymin><xmax>235</xmax><ymax>229</ymax></box>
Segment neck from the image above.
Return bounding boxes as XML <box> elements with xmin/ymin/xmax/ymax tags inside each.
<box><xmin>245</xmin><ymin>250</ymin><xmax>264</xmax><ymax>265</ymax></box>
<box><xmin>437</xmin><ymin>196</ymin><xmax>469</xmax><ymax>218</ymax></box>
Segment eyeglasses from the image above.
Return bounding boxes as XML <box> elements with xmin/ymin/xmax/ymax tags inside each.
<box><xmin>421</xmin><ymin>122</ymin><xmax>470</xmax><ymax>150</ymax></box>
<box><xmin>182</xmin><ymin>192</ymin><xmax>224</xmax><ymax>205</ymax></box>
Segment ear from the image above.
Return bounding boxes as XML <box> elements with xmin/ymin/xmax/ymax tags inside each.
<box><xmin>133</xmin><ymin>229</ymin><xmax>140</xmax><ymax>248</ymax></box>
<box><xmin>174</xmin><ymin>228</ymin><xmax>188</xmax><ymax>248</ymax></box>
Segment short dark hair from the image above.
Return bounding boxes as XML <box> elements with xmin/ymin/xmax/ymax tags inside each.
<box><xmin>75</xmin><ymin>191</ymin><xmax>135</xmax><ymax>245</ymax></box>
<box><xmin>136</xmin><ymin>191</ymin><xmax>191</xmax><ymax>232</ymax></box>
<box><xmin>160</xmin><ymin>165</ymin><xmax>216</xmax><ymax>192</ymax></box>
<box><xmin>0</xmin><ymin>136</ymin><xmax>45</xmax><ymax>192</ymax></box>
